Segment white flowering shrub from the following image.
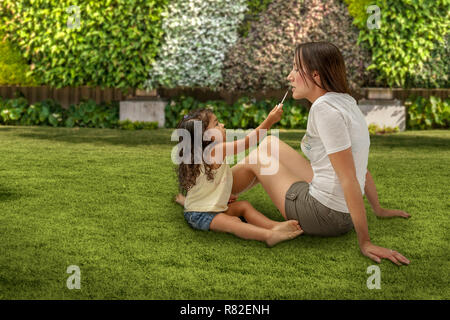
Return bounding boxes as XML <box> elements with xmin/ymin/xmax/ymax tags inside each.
<box><xmin>145</xmin><ymin>0</ymin><xmax>247</xmax><ymax>90</ymax></box>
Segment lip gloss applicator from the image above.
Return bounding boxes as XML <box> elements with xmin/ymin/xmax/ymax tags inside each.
<box><xmin>278</xmin><ymin>89</ymin><xmax>289</xmax><ymax>109</ymax></box>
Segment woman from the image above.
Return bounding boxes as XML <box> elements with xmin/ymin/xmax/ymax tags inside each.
<box><xmin>177</xmin><ymin>42</ymin><xmax>411</xmax><ymax>266</ymax></box>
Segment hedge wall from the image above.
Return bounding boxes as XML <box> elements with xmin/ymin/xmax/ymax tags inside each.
<box><xmin>345</xmin><ymin>0</ymin><xmax>450</xmax><ymax>88</ymax></box>
<box><xmin>0</xmin><ymin>0</ymin><xmax>168</xmax><ymax>90</ymax></box>
<box><xmin>0</xmin><ymin>40</ymin><xmax>38</xmax><ymax>85</ymax></box>
<box><xmin>144</xmin><ymin>0</ymin><xmax>247</xmax><ymax>91</ymax></box>
<box><xmin>2</xmin><ymin>0</ymin><xmax>447</xmax><ymax>91</ymax></box>
<box><xmin>218</xmin><ymin>0</ymin><xmax>371</xmax><ymax>93</ymax></box>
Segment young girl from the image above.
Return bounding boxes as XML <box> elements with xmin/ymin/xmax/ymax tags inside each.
<box><xmin>175</xmin><ymin>107</ymin><xmax>303</xmax><ymax>247</ymax></box>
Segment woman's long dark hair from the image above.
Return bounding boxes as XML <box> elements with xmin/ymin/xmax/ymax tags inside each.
<box><xmin>295</xmin><ymin>42</ymin><xmax>351</xmax><ymax>95</ymax></box>
<box><xmin>176</xmin><ymin>108</ymin><xmax>216</xmax><ymax>193</ymax></box>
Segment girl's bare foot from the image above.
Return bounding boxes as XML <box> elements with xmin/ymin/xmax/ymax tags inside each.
<box><xmin>272</xmin><ymin>220</ymin><xmax>301</xmax><ymax>232</ymax></box>
<box><xmin>265</xmin><ymin>229</ymin><xmax>303</xmax><ymax>247</ymax></box>
<box><xmin>175</xmin><ymin>194</ymin><xmax>185</xmax><ymax>207</ymax></box>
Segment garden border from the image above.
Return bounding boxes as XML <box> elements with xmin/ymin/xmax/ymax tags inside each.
<box><xmin>0</xmin><ymin>86</ymin><xmax>448</xmax><ymax>110</ymax></box>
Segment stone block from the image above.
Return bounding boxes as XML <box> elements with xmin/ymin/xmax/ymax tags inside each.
<box><xmin>120</xmin><ymin>99</ymin><xmax>166</xmax><ymax>128</ymax></box>
<box><xmin>358</xmin><ymin>99</ymin><xmax>406</xmax><ymax>132</ymax></box>
<box><xmin>366</xmin><ymin>88</ymin><xmax>394</xmax><ymax>100</ymax></box>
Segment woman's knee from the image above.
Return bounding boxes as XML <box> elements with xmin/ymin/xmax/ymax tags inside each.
<box><xmin>258</xmin><ymin>135</ymin><xmax>279</xmax><ymax>158</ymax></box>
<box><xmin>260</xmin><ymin>135</ymin><xmax>279</xmax><ymax>147</ymax></box>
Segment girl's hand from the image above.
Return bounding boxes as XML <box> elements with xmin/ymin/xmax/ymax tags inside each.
<box><xmin>375</xmin><ymin>207</ymin><xmax>411</xmax><ymax>219</ymax></box>
<box><xmin>360</xmin><ymin>241</ymin><xmax>410</xmax><ymax>266</ymax></box>
<box><xmin>266</xmin><ymin>103</ymin><xmax>284</xmax><ymax>126</ymax></box>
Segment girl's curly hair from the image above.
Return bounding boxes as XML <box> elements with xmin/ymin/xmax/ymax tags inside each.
<box><xmin>176</xmin><ymin>108</ymin><xmax>217</xmax><ymax>193</ymax></box>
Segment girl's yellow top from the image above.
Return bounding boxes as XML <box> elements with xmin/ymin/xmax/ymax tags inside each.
<box><xmin>184</xmin><ymin>163</ymin><xmax>233</xmax><ymax>213</ymax></box>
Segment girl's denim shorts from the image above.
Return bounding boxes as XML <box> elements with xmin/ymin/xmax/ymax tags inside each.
<box><xmin>184</xmin><ymin>211</ymin><xmax>220</xmax><ymax>231</ymax></box>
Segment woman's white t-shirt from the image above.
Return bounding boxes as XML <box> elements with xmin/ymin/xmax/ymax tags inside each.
<box><xmin>301</xmin><ymin>92</ymin><xmax>370</xmax><ymax>213</ymax></box>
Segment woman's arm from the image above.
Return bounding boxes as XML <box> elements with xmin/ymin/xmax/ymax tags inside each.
<box><xmin>329</xmin><ymin>148</ymin><xmax>370</xmax><ymax>246</ymax></box>
<box><xmin>328</xmin><ymin>147</ymin><xmax>410</xmax><ymax>265</ymax></box>
<box><xmin>364</xmin><ymin>170</ymin><xmax>382</xmax><ymax>214</ymax></box>
<box><xmin>365</xmin><ymin>170</ymin><xmax>411</xmax><ymax>218</ymax></box>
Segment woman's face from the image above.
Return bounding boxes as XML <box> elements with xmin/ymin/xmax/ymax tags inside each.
<box><xmin>286</xmin><ymin>56</ymin><xmax>317</xmax><ymax>100</ymax></box>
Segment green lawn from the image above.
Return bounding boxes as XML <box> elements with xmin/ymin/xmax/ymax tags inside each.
<box><xmin>0</xmin><ymin>125</ymin><xmax>448</xmax><ymax>299</ymax></box>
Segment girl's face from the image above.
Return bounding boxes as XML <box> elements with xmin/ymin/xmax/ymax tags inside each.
<box><xmin>286</xmin><ymin>56</ymin><xmax>319</xmax><ymax>100</ymax></box>
<box><xmin>207</xmin><ymin>113</ymin><xmax>226</xmax><ymax>142</ymax></box>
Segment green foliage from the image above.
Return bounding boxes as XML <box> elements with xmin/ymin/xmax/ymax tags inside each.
<box><xmin>0</xmin><ymin>97</ymin><xmax>120</xmax><ymax>128</ymax></box>
<box><xmin>0</xmin><ymin>96</ymin><xmax>163</xmax><ymax>130</ymax></box>
<box><xmin>64</xmin><ymin>100</ymin><xmax>119</xmax><ymax>128</ymax></box>
<box><xmin>237</xmin><ymin>0</ymin><xmax>274</xmax><ymax>38</ymax></box>
<box><xmin>0</xmin><ymin>97</ymin><xmax>161</xmax><ymax>130</ymax></box>
<box><xmin>409</xmin><ymin>34</ymin><xmax>449</xmax><ymax>88</ymax></box>
<box><xmin>0</xmin><ymin>0</ymin><xmax>168</xmax><ymax>90</ymax></box>
<box><xmin>118</xmin><ymin>120</ymin><xmax>158</xmax><ymax>130</ymax></box>
<box><xmin>0</xmin><ymin>97</ymin><xmax>63</xmax><ymax>126</ymax></box>
<box><xmin>405</xmin><ymin>96</ymin><xmax>450</xmax><ymax>130</ymax></box>
<box><xmin>355</xmin><ymin>0</ymin><xmax>449</xmax><ymax>88</ymax></box>
<box><xmin>165</xmin><ymin>95</ymin><xmax>308</xmax><ymax>129</ymax></box>
<box><xmin>368</xmin><ymin>123</ymin><xmax>399</xmax><ymax>135</ymax></box>
<box><xmin>0</xmin><ymin>97</ymin><xmax>29</xmax><ymax>125</ymax></box>
<box><xmin>343</xmin><ymin>0</ymin><xmax>373</xmax><ymax>29</ymax></box>
<box><xmin>0</xmin><ymin>40</ymin><xmax>38</xmax><ymax>85</ymax></box>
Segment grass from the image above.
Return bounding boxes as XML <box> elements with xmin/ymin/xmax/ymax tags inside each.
<box><xmin>0</xmin><ymin>125</ymin><xmax>449</xmax><ymax>299</ymax></box>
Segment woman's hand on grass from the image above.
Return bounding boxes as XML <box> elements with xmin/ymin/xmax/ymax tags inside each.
<box><xmin>374</xmin><ymin>207</ymin><xmax>411</xmax><ymax>219</ymax></box>
<box><xmin>360</xmin><ymin>241</ymin><xmax>410</xmax><ymax>266</ymax></box>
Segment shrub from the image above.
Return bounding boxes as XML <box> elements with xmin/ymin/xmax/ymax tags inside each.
<box><xmin>0</xmin><ymin>97</ymin><xmax>63</xmax><ymax>127</ymax></box>
<box><xmin>368</xmin><ymin>123</ymin><xmax>399</xmax><ymax>135</ymax></box>
<box><xmin>0</xmin><ymin>97</ymin><xmax>29</xmax><ymax>125</ymax></box>
<box><xmin>405</xmin><ymin>96</ymin><xmax>450</xmax><ymax>130</ymax></box>
<box><xmin>64</xmin><ymin>100</ymin><xmax>119</xmax><ymax>128</ymax></box>
<box><xmin>237</xmin><ymin>0</ymin><xmax>274</xmax><ymax>38</ymax></box>
<box><xmin>0</xmin><ymin>97</ymin><xmax>120</xmax><ymax>129</ymax></box>
<box><xmin>409</xmin><ymin>34</ymin><xmax>449</xmax><ymax>88</ymax></box>
<box><xmin>0</xmin><ymin>40</ymin><xmax>38</xmax><ymax>85</ymax></box>
<box><xmin>0</xmin><ymin>0</ymin><xmax>168</xmax><ymax>90</ymax></box>
<box><xmin>118</xmin><ymin>120</ymin><xmax>158</xmax><ymax>130</ymax></box>
<box><xmin>219</xmin><ymin>0</ymin><xmax>370</xmax><ymax>93</ymax></box>
<box><xmin>343</xmin><ymin>0</ymin><xmax>373</xmax><ymax>30</ymax></box>
<box><xmin>144</xmin><ymin>0</ymin><xmax>247</xmax><ymax>90</ymax></box>
<box><xmin>355</xmin><ymin>0</ymin><xmax>449</xmax><ymax>88</ymax></box>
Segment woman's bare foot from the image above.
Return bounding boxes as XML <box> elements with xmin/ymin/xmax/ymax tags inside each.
<box><xmin>175</xmin><ymin>194</ymin><xmax>185</xmax><ymax>207</ymax></box>
<box><xmin>265</xmin><ymin>229</ymin><xmax>303</xmax><ymax>247</ymax></box>
<box><xmin>271</xmin><ymin>220</ymin><xmax>301</xmax><ymax>232</ymax></box>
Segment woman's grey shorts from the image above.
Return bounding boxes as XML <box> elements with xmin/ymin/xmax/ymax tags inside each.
<box><xmin>285</xmin><ymin>181</ymin><xmax>354</xmax><ymax>237</ymax></box>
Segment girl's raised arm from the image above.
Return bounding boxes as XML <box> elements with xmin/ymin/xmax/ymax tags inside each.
<box><xmin>211</xmin><ymin>104</ymin><xmax>284</xmax><ymax>163</ymax></box>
